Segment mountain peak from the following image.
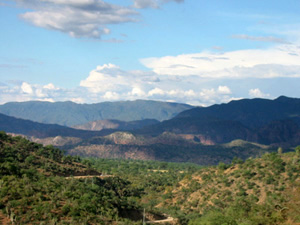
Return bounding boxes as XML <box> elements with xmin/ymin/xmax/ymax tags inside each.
<box><xmin>275</xmin><ymin>95</ymin><xmax>294</xmax><ymax>102</ymax></box>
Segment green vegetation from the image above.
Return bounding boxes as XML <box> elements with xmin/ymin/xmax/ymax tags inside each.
<box><xmin>0</xmin><ymin>132</ymin><xmax>142</xmax><ymax>224</ymax></box>
<box><xmin>162</xmin><ymin>151</ymin><xmax>300</xmax><ymax>224</ymax></box>
<box><xmin>66</xmin><ymin>134</ymin><xmax>279</xmax><ymax>165</ymax></box>
<box><xmin>1</xmin><ymin>132</ymin><xmax>300</xmax><ymax>224</ymax></box>
<box><xmin>0</xmin><ymin>100</ymin><xmax>193</xmax><ymax>126</ymax></box>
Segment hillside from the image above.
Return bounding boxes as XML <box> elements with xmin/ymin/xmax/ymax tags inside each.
<box><xmin>55</xmin><ymin>132</ymin><xmax>279</xmax><ymax>165</ymax></box>
<box><xmin>0</xmin><ymin>113</ymin><xmax>114</xmax><ymax>139</ymax></box>
<box><xmin>0</xmin><ymin>100</ymin><xmax>193</xmax><ymax>126</ymax></box>
<box><xmin>73</xmin><ymin>118</ymin><xmax>159</xmax><ymax>131</ymax></box>
<box><xmin>157</xmin><ymin>150</ymin><xmax>300</xmax><ymax>224</ymax></box>
<box><xmin>0</xmin><ymin>131</ymin><xmax>100</xmax><ymax>177</ymax></box>
<box><xmin>1</xmin><ymin>132</ymin><xmax>300</xmax><ymax>224</ymax></box>
<box><xmin>176</xmin><ymin>96</ymin><xmax>300</xmax><ymax>128</ymax></box>
<box><xmin>82</xmin><ymin>148</ymin><xmax>300</xmax><ymax>225</ymax></box>
<box><xmin>136</xmin><ymin>96</ymin><xmax>300</xmax><ymax>146</ymax></box>
<box><xmin>0</xmin><ymin>132</ymin><xmax>148</xmax><ymax>224</ymax></box>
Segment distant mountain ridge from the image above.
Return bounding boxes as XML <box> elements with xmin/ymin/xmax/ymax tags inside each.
<box><xmin>176</xmin><ymin>96</ymin><xmax>300</xmax><ymax>128</ymax></box>
<box><xmin>0</xmin><ymin>100</ymin><xmax>193</xmax><ymax>126</ymax></box>
<box><xmin>2</xmin><ymin>96</ymin><xmax>300</xmax><ymax>164</ymax></box>
<box><xmin>135</xmin><ymin>96</ymin><xmax>300</xmax><ymax>146</ymax></box>
<box><xmin>0</xmin><ymin>112</ymin><xmax>113</xmax><ymax>139</ymax></box>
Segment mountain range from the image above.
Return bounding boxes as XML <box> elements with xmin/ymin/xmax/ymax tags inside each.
<box><xmin>0</xmin><ymin>100</ymin><xmax>193</xmax><ymax>126</ymax></box>
<box><xmin>135</xmin><ymin>96</ymin><xmax>300</xmax><ymax>146</ymax></box>
<box><xmin>1</xmin><ymin>96</ymin><xmax>300</xmax><ymax>164</ymax></box>
<box><xmin>0</xmin><ymin>112</ymin><xmax>113</xmax><ymax>139</ymax></box>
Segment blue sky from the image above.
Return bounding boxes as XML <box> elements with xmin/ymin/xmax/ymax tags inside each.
<box><xmin>1</xmin><ymin>0</ymin><xmax>300</xmax><ymax>106</ymax></box>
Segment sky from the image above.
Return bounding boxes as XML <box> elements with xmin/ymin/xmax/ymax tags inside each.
<box><xmin>1</xmin><ymin>0</ymin><xmax>300</xmax><ymax>106</ymax></box>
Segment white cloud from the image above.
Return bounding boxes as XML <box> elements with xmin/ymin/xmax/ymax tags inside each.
<box><xmin>0</xmin><ymin>81</ymin><xmax>67</xmax><ymax>104</ymax></box>
<box><xmin>218</xmin><ymin>86</ymin><xmax>231</xmax><ymax>94</ymax></box>
<box><xmin>43</xmin><ymin>83</ymin><xmax>58</xmax><ymax>90</ymax></box>
<box><xmin>77</xmin><ymin>63</ymin><xmax>240</xmax><ymax>105</ymax></box>
<box><xmin>148</xmin><ymin>88</ymin><xmax>165</xmax><ymax>96</ymax></box>
<box><xmin>130</xmin><ymin>87</ymin><xmax>146</xmax><ymax>97</ymax></box>
<box><xmin>249</xmin><ymin>88</ymin><xmax>270</xmax><ymax>98</ymax></box>
<box><xmin>133</xmin><ymin>0</ymin><xmax>183</xmax><ymax>9</ymax></box>
<box><xmin>141</xmin><ymin>44</ymin><xmax>300</xmax><ymax>78</ymax></box>
<box><xmin>35</xmin><ymin>88</ymin><xmax>47</xmax><ymax>98</ymax></box>
<box><xmin>102</xmin><ymin>91</ymin><xmax>120</xmax><ymax>100</ymax></box>
<box><xmin>79</xmin><ymin>64</ymin><xmax>129</xmax><ymax>93</ymax></box>
<box><xmin>14</xmin><ymin>0</ymin><xmax>137</xmax><ymax>38</ymax></box>
<box><xmin>4</xmin><ymin>63</ymin><xmax>298</xmax><ymax>106</ymax></box>
<box><xmin>21</xmin><ymin>82</ymin><xmax>33</xmax><ymax>94</ymax></box>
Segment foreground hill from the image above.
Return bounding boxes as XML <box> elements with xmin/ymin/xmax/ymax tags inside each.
<box><xmin>0</xmin><ymin>132</ymin><xmax>148</xmax><ymax>224</ymax></box>
<box><xmin>159</xmin><ymin>150</ymin><xmax>300</xmax><ymax>224</ymax></box>
<box><xmin>136</xmin><ymin>96</ymin><xmax>300</xmax><ymax>146</ymax></box>
<box><xmin>79</xmin><ymin>147</ymin><xmax>300</xmax><ymax>225</ymax></box>
<box><xmin>0</xmin><ymin>100</ymin><xmax>193</xmax><ymax>126</ymax></box>
<box><xmin>1</xmin><ymin>132</ymin><xmax>300</xmax><ymax>224</ymax></box>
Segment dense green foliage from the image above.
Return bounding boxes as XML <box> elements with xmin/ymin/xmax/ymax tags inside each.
<box><xmin>1</xmin><ymin>132</ymin><xmax>300</xmax><ymax>224</ymax></box>
<box><xmin>0</xmin><ymin>132</ymin><xmax>142</xmax><ymax>224</ymax></box>
<box><xmin>84</xmin><ymin>151</ymin><xmax>300</xmax><ymax>225</ymax></box>
<box><xmin>162</xmin><ymin>152</ymin><xmax>300</xmax><ymax>224</ymax></box>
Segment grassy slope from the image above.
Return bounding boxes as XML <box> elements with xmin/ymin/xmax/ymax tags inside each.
<box><xmin>156</xmin><ymin>151</ymin><xmax>300</xmax><ymax>224</ymax></box>
<box><xmin>0</xmin><ymin>132</ymin><xmax>142</xmax><ymax>224</ymax></box>
<box><xmin>1</xmin><ymin>132</ymin><xmax>300</xmax><ymax>224</ymax></box>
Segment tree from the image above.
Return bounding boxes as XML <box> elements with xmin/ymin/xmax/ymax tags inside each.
<box><xmin>278</xmin><ymin>147</ymin><xmax>283</xmax><ymax>155</ymax></box>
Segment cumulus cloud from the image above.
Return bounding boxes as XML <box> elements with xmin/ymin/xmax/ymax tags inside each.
<box><xmin>43</xmin><ymin>83</ymin><xmax>58</xmax><ymax>90</ymax></box>
<box><xmin>3</xmin><ymin>62</ymin><xmax>293</xmax><ymax>106</ymax></box>
<box><xmin>77</xmin><ymin>63</ymin><xmax>236</xmax><ymax>105</ymax></box>
<box><xmin>13</xmin><ymin>0</ymin><xmax>137</xmax><ymax>38</ymax></box>
<box><xmin>218</xmin><ymin>86</ymin><xmax>231</xmax><ymax>94</ymax></box>
<box><xmin>21</xmin><ymin>82</ymin><xmax>33</xmax><ymax>95</ymax></box>
<box><xmin>102</xmin><ymin>91</ymin><xmax>120</xmax><ymax>100</ymax></box>
<box><xmin>148</xmin><ymin>87</ymin><xmax>165</xmax><ymax>96</ymax></box>
<box><xmin>141</xmin><ymin>44</ymin><xmax>300</xmax><ymax>78</ymax></box>
<box><xmin>79</xmin><ymin>64</ymin><xmax>131</xmax><ymax>93</ymax></box>
<box><xmin>133</xmin><ymin>0</ymin><xmax>183</xmax><ymax>9</ymax></box>
<box><xmin>0</xmin><ymin>82</ymin><xmax>62</xmax><ymax>104</ymax></box>
<box><xmin>249</xmin><ymin>88</ymin><xmax>270</xmax><ymax>98</ymax></box>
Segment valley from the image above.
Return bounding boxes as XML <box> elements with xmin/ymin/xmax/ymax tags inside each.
<box><xmin>2</xmin><ymin>1</ymin><xmax>300</xmax><ymax>224</ymax></box>
<box><xmin>1</xmin><ymin>97</ymin><xmax>299</xmax><ymax>165</ymax></box>
<box><xmin>1</xmin><ymin>97</ymin><xmax>300</xmax><ymax>224</ymax></box>
<box><xmin>0</xmin><ymin>132</ymin><xmax>300</xmax><ymax>224</ymax></box>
